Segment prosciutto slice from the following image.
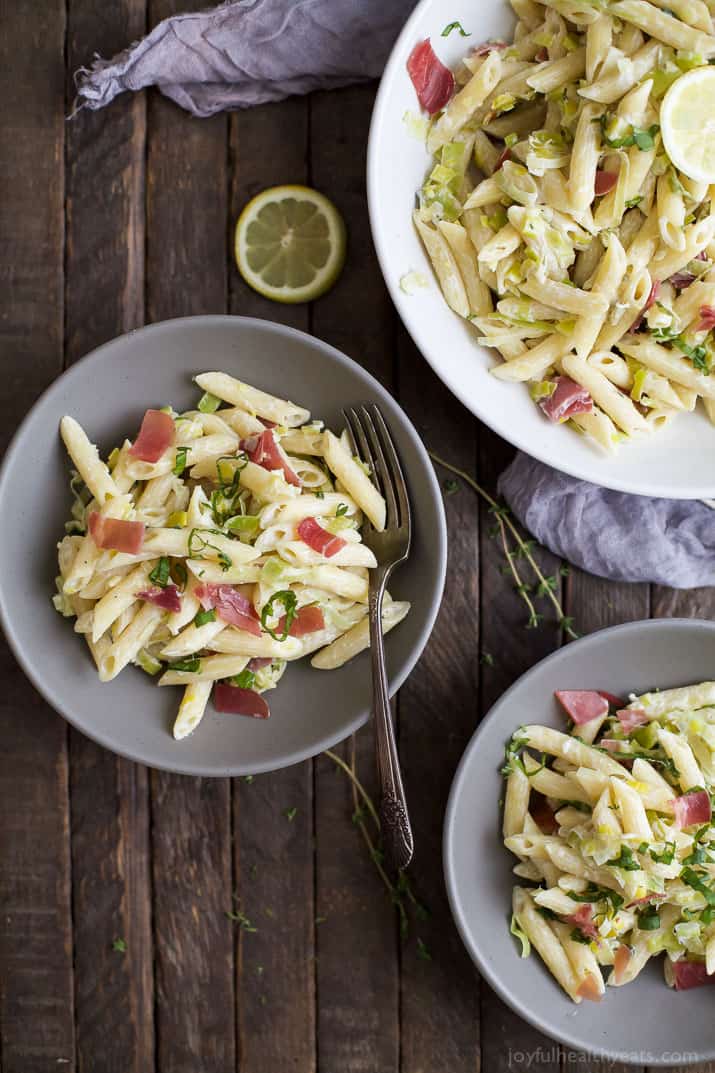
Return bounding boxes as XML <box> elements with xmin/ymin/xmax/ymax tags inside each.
<box><xmin>576</xmin><ymin>974</ymin><xmax>603</xmax><ymax>1002</ymax></box>
<box><xmin>194</xmin><ymin>583</ymin><xmax>262</xmax><ymax>636</ymax></box>
<box><xmin>137</xmin><ymin>585</ymin><xmax>182</xmax><ymax>613</ymax></box>
<box><xmin>213</xmin><ymin>684</ymin><xmax>270</xmax><ymax>719</ymax></box>
<box><xmin>616</xmin><ymin>707</ymin><xmax>648</xmax><ymax>733</ymax></box>
<box><xmin>594</xmin><ymin>169</ymin><xmax>618</xmax><ymax>196</ymax></box>
<box><xmin>555</xmin><ymin>690</ymin><xmax>609</xmax><ymax>725</ymax></box>
<box><xmin>672</xmin><ymin>789</ymin><xmax>712</xmax><ymax>829</ymax></box>
<box><xmin>279</xmin><ymin>605</ymin><xmax>325</xmax><ymax>638</ymax></box>
<box><xmin>297</xmin><ymin>517</ymin><xmax>347</xmax><ymax>559</ymax></box>
<box><xmin>697</xmin><ymin>305</ymin><xmax>715</xmax><ymax>332</ymax></box>
<box><xmin>565</xmin><ymin>904</ymin><xmax>600</xmax><ymax>941</ymax></box>
<box><xmin>244</xmin><ymin>429</ymin><xmax>301</xmax><ymax>487</ymax></box>
<box><xmin>88</xmin><ymin>512</ymin><xmax>145</xmax><ymax>554</ymax></box>
<box><xmin>407</xmin><ymin>39</ymin><xmax>455</xmax><ymax>114</ymax></box>
<box><xmin>612</xmin><ymin>944</ymin><xmax>632</xmax><ymax>985</ymax></box>
<box><xmin>539</xmin><ymin>377</ymin><xmax>593</xmax><ymax>422</ymax></box>
<box><xmin>670</xmin><ymin>960</ymin><xmax>715</xmax><ymax>990</ymax></box>
<box><xmin>128</xmin><ymin>409</ymin><xmax>175</xmax><ymax>463</ymax></box>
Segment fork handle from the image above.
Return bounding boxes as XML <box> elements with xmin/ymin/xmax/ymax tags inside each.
<box><xmin>369</xmin><ymin>569</ymin><xmax>414</xmax><ymax>871</ymax></box>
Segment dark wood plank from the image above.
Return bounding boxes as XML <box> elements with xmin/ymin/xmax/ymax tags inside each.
<box><xmin>396</xmin><ymin>332</ymin><xmax>480</xmax><ymax>1073</ymax></box>
<box><xmin>145</xmin><ymin>6</ymin><xmax>235</xmax><ymax>1067</ymax></box>
<box><xmin>478</xmin><ymin>430</ymin><xmax>563</xmax><ymax>1072</ymax></box>
<box><xmin>308</xmin><ymin>85</ymin><xmax>400</xmax><ymax>1073</ymax></box>
<box><xmin>228</xmin><ymin>97</ymin><xmax>316</xmax><ymax>1073</ymax></box>
<box><xmin>0</xmin><ymin>3</ymin><xmax>75</xmax><ymax>1070</ymax></box>
<box><xmin>64</xmin><ymin>4</ymin><xmax>154</xmax><ymax>1071</ymax></box>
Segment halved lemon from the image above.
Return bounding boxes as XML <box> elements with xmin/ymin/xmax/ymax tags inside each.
<box><xmin>661</xmin><ymin>66</ymin><xmax>715</xmax><ymax>183</ymax></box>
<box><xmin>234</xmin><ymin>185</ymin><xmax>347</xmax><ymax>304</ymax></box>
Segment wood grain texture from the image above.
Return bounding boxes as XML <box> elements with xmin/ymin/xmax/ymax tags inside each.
<box><xmin>478</xmin><ymin>430</ymin><xmax>563</xmax><ymax>1073</ymax></box>
<box><xmin>0</xmin><ymin>3</ymin><xmax>75</xmax><ymax>1070</ymax></box>
<box><xmin>145</xmin><ymin>5</ymin><xmax>235</xmax><ymax>1066</ymax></box>
<box><xmin>229</xmin><ymin>95</ymin><xmax>316</xmax><ymax>1073</ymax></box>
<box><xmin>65</xmin><ymin>4</ymin><xmax>154</xmax><ymax>1070</ymax></box>
<box><xmin>309</xmin><ymin>85</ymin><xmax>400</xmax><ymax>1073</ymax></box>
<box><xmin>396</xmin><ymin>329</ymin><xmax>481</xmax><ymax>1073</ymax></box>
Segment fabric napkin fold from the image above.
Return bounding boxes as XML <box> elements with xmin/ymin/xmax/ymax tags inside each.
<box><xmin>74</xmin><ymin>0</ymin><xmax>415</xmax><ymax>118</ymax></box>
<box><xmin>74</xmin><ymin>0</ymin><xmax>715</xmax><ymax>589</ymax></box>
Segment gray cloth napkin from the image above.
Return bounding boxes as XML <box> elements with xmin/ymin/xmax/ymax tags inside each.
<box><xmin>74</xmin><ymin>0</ymin><xmax>715</xmax><ymax>588</ymax></box>
<box><xmin>74</xmin><ymin>0</ymin><xmax>414</xmax><ymax>117</ymax></box>
<box><xmin>499</xmin><ymin>454</ymin><xmax>715</xmax><ymax>588</ymax></box>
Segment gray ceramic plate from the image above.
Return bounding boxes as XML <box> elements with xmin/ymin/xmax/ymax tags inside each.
<box><xmin>444</xmin><ymin>619</ymin><xmax>715</xmax><ymax>1067</ymax></box>
<box><xmin>0</xmin><ymin>316</ymin><xmax>446</xmax><ymax>776</ymax></box>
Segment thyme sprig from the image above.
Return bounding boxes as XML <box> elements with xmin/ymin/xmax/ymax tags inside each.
<box><xmin>429</xmin><ymin>452</ymin><xmax>578</xmax><ymax>639</ymax></box>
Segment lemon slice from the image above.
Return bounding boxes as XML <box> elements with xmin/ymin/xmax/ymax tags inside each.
<box><xmin>234</xmin><ymin>185</ymin><xmax>346</xmax><ymax>304</ymax></box>
<box><xmin>661</xmin><ymin>67</ymin><xmax>715</xmax><ymax>183</ymax></box>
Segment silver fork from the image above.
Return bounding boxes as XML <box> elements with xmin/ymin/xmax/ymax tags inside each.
<box><xmin>342</xmin><ymin>404</ymin><xmax>413</xmax><ymax>871</ymax></box>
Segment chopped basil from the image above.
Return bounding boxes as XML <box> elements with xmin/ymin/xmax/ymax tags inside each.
<box><xmin>260</xmin><ymin>590</ymin><xmax>298</xmax><ymax>641</ymax></box>
<box><xmin>149</xmin><ymin>556</ymin><xmax>171</xmax><ymax>588</ymax></box>
<box><xmin>442</xmin><ymin>20</ymin><xmax>471</xmax><ymax>36</ymax></box>
<box><xmin>599</xmin><ymin>114</ymin><xmax>660</xmax><ymax>151</ymax></box>
<box><xmin>172</xmin><ymin>561</ymin><xmax>188</xmax><ymax>590</ymax></box>
<box><xmin>194</xmin><ymin>608</ymin><xmax>217</xmax><ymax>628</ymax></box>
<box><xmin>606</xmin><ymin>845</ymin><xmax>640</xmax><ymax>871</ymax></box>
<box><xmin>625</xmin><ymin>195</ymin><xmax>643</xmax><ymax>209</ymax></box>
<box><xmin>501</xmin><ymin>729</ymin><xmax>530</xmax><ymax>775</ymax></box>
<box><xmin>315</xmin><ymin>490</ymin><xmax>325</xmax><ymax>499</ymax></box>
<box><xmin>198</xmin><ymin>391</ymin><xmax>221</xmax><ymax>413</ymax></box>
<box><xmin>567</xmin><ymin>884</ymin><xmax>624</xmax><ymax>913</ymax></box>
<box><xmin>681</xmin><ymin>867</ymin><xmax>715</xmax><ymax>905</ymax></box>
<box><xmin>335</xmin><ymin>503</ymin><xmax>349</xmax><ymax>517</ymax></box>
<box><xmin>569</xmin><ymin>928</ymin><xmax>591</xmax><ymax>944</ymax></box>
<box><xmin>167</xmin><ymin>657</ymin><xmax>201</xmax><ymax>673</ymax></box>
<box><xmin>188</xmin><ymin>528</ymin><xmax>232</xmax><ymax>571</ymax></box>
<box><xmin>231</xmin><ymin>669</ymin><xmax>256</xmax><ymax>690</ymax></box>
<box><xmin>443</xmin><ymin>478</ymin><xmax>460</xmax><ymax>495</ymax></box>
<box><xmin>173</xmin><ymin>445</ymin><xmax>189</xmax><ymax>476</ymax></box>
<box><xmin>637</xmin><ymin>908</ymin><xmax>661</xmax><ymax>931</ymax></box>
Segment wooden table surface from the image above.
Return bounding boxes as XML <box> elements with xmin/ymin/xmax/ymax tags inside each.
<box><xmin>1</xmin><ymin>4</ymin><xmax>711</xmax><ymax>1072</ymax></box>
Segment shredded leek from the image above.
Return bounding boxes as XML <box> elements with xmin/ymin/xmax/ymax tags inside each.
<box><xmin>510</xmin><ymin>913</ymin><xmax>531</xmax><ymax>957</ymax></box>
<box><xmin>198</xmin><ymin>391</ymin><xmax>221</xmax><ymax>413</ymax></box>
<box><xmin>136</xmin><ymin>649</ymin><xmax>162</xmax><ymax>676</ymax></box>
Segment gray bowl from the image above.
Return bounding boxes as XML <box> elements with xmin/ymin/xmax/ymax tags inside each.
<box><xmin>0</xmin><ymin>316</ymin><xmax>446</xmax><ymax>776</ymax></box>
<box><xmin>444</xmin><ymin>618</ymin><xmax>715</xmax><ymax>1067</ymax></box>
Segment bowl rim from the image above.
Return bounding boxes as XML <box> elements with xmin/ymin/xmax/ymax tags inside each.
<box><xmin>442</xmin><ymin>617</ymin><xmax>715</xmax><ymax>1066</ymax></box>
<box><xmin>366</xmin><ymin>0</ymin><xmax>715</xmax><ymax>500</ymax></box>
<box><xmin>0</xmin><ymin>314</ymin><xmax>448</xmax><ymax>776</ymax></box>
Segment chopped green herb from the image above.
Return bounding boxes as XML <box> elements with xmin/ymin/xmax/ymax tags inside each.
<box><xmin>637</xmin><ymin>907</ymin><xmax>661</xmax><ymax>931</ymax></box>
<box><xmin>480</xmin><ymin>651</ymin><xmax>495</xmax><ymax>666</ymax></box>
<box><xmin>188</xmin><ymin>528</ymin><xmax>232</xmax><ymax>571</ymax></box>
<box><xmin>443</xmin><ymin>478</ymin><xmax>460</xmax><ymax>495</ymax></box>
<box><xmin>283</xmin><ymin>806</ymin><xmax>298</xmax><ymax>822</ymax></box>
<box><xmin>260</xmin><ymin>590</ymin><xmax>298</xmax><ymax>641</ymax></box>
<box><xmin>231</xmin><ymin>668</ymin><xmax>256</xmax><ymax>690</ymax></box>
<box><xmin>570</xmin><ymin>928</ymin><xmax>591</xmax><ymax>944</ymax></box>
<box><xmin>226</xmin><ymin>908</ymin><xmax>257</xmax><ymax>932</ymax></box>
<box><xmin>625</xmin><ymin>195</ymin><xmax>644</xmax><ymax>209</ymax></box>
<box><xmin>606</xmin><ymin>845</ymin><xmax>640</xmax><ymax>871</ymax></box>
<box><xmin>149</xmin><ymin>556</ymin><xmax>171</xmax><ymax>588</ymax></box>
<box><xmin>194</xmin><ymin>608</ymin><xmax>217</xmax><ymax>628</ymax></box>
<box><xmin>335</xmin><ymin>502</ymin><xmax>349</xmax><ymax>517</ymax></box>
<box><xmin>167</xmin><ymin>657</ymin><xmax>201</xmax><ymax>673</ymax></box>
<box><xmin>682</xmin><ymin>867</ymin><xmax>715</xmax><ymax>905</ymax></box>
<box><xmin>242</xmin><ymin>775</ymin><xmax>254</xmax><ymax>784</ymax></box>
<box><xmin>172</xmin><ymin>561</ymin><xmax>188</xmax><ymax>590</ymax></box>
<box><xmin>315</xmin><ymin>490</ymin><xmax>325</xmax><ymax>500</ymax></box>
<box><xmin>198</xmin><ymin>391</ymin><xmax>221</xmax><ymax>413</ymax></box>
<box><xmin>173</xmin><ymin>445</ymin><xmax>189</xmax><ymax>476</ymax></box>
<box><xmin>112</xmin><ymin>938</ymin><xmax>127</xmax><ymax>953</ymax></box>
<box><xmin>442</xmin><ymin>19</ymin><xmax>471</xmax><ymax>36</ymax></box>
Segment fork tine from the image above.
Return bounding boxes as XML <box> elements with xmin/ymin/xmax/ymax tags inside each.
<box><xmin>358</xmin><ymin>406</ymin><xmax>399</xmax><ymax>528</ymax></box>
<box><xmin>368</xmin><ymin>405</ymin><xmax>410</xmax><ymax>531</ymax></box>
<box><xmin>342</xmin><ymin>408</ymin><xmax>381</xmax><ymax>525</ymax></box>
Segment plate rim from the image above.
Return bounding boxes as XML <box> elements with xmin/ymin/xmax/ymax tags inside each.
<box><xmin>366</xmin><ymin>0</ymin><xmax>715</xmax><ymax>501</ymax></box>
<box><xmin>442</xmin><ymin>617</ymin><xmax>715</xmax><ymax>1066</ymax></box>
<box><xmin>0</xmin><ymin>314</ymin><xmax>448</xmax><ymax>776</ymax></box>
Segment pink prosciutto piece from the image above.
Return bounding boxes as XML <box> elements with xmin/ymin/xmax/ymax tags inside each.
<box><xmin>194</xmin><ymin>583</ymin><xmax>262</xmax><ymax>637</ymax></box>
<box><xmin>576</xmin><ymin>974</ymin><xmax>603</xmax><ymax>1002</ymax></box>
<box><xmin>247</xmin><ymin>657</ymin><xmax>272</xmax><ymax>671</ymax></box>
<box><xmin>88</xmin><ymin>511</ymin><xmax>145</xmax><ymax>554</ymax></box>
<box><xmin>539</xmin><ymin>377</ymin><xmax>593</xmax><ymax>422</ymax></box>
<box><xmin>245</xmin><ymin>429</ymin><xmax>301</xmax><ymax>487</ymax></box>
<box><xmin>472</xmin><ymin>40</ymin><xmax>508</xmax><ymax>56</ymax></box>
<box><xmin>598</xmin><ymin>691</ymin><xmax>625</xmax><ymax>708</ymax></box>
<box><xmin>565</xmin><ymin>904</ymin><xmax>600</xmax><ymax>941</ymax></box>
<box><xmin>672</xmin><ymin>789</ymin><xmax>712</xmax><ymax>829</ymax></box>
<box><xmin>555</xmin><ymin>690</ymin><xmax>609</xmax><ymax>725</ymax></box>
<box><xmin>531</xmin><ymin>795</ymin><xmax>558</xmax><ymax>834</ymax></box>
<box><xmin>599</xmin><ymin>738</ymin><xmax>626</xmax><ymax>753</ymax></box>
<box><xmin>297</xmin><ymin>517</ymin><xmax>347</xmax><ymax>559</ymax></box>
<box><xmin>406</xmin><ymin>39</ymin><xmax>455</xmax><ymax>114</ymax></box>
<box><xmin>594</xmin><ymin>169</ymin><xmax>618</xmax><ymax>196</ymax></box>
<box><xmin>137</xmin><ymin>585</ymin><xmax>181</xmax><ymax>613</ymax></box>
<box><xmin>697</xmin><ymin>304</ymin><xmax>715</xmax><ymax>332</ymax></box>
<box><xmin>668</xmin><ymin>269</ymin><xmax>697</xmax><ymax>289</ymax></box>
<box><xmin>213</xmin><ymin>684</ymin><xmax>270</xmax><ymax>720</ymax></box>
<box><xmin>612</xmin><ymin>944</ymin><xmax>632</xmax><ymax>985</ymax></box>
<box><xmin>278</xmin><ymin>605</ymin><xmax>325</xmax><ymax>638</ymax></box>
<box><xmin>626</xmin><ymin>893</ymin><xmax>666</xmax><ymax>909</ymax></box>
<box><xmin>670</xmin><ymin>960</ymin><xmax>715</xmax><ymax>990</ymax></box>
<box><xmin>631</xmin><ymin>281</ymin><xmax>660</xmax><ymax>331</ymax></box>
<box><xmin>128</xmin><ymin>409</ymin><xmax>175</xmax><ymax>463</ymax></box>
<box><xmin>616</xmin><ymin>707</ymin><xmax>648</xmax><ymax>732</ymax></box>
